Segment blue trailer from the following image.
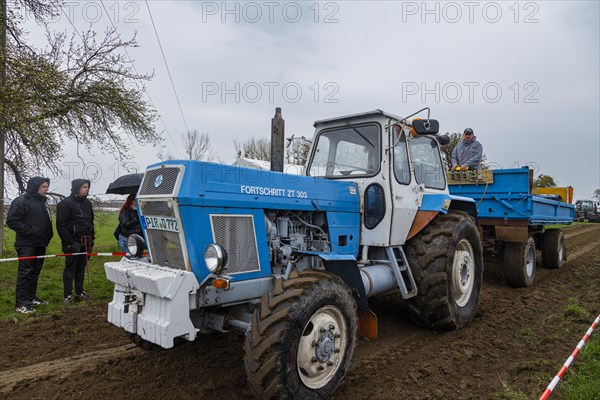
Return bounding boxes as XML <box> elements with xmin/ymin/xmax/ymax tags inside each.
<box><xmin>448</xmin><ymin>167</ymin><xmax>575</xmax><ymax>287</ymax></box>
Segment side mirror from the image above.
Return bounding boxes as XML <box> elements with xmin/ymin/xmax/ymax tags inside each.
<box><xmin>412</xmin><ymin>119</ymin><xmax>440</xmax><ymax>135</ymax></box>
<box><xmin>438</xmin><ymin>134</ymin><xmax>451</xmax><ymax>145</ymax></box>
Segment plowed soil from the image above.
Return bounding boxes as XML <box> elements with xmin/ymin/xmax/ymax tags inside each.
<box><xmin>1</xmin><ymin>224</ymin><xmax>598</xmax><ymax>400</ymax></box>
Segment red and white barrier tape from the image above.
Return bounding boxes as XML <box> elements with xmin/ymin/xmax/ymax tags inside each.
<box><xmin>0</xmin><ymin>251</ymin><xmax>145</xmax><ymax>263</ymax></box>
<box><xmin>539</xmin><ymin>314</ymin><xmax>600</xmax><ymax>400</ymax></box>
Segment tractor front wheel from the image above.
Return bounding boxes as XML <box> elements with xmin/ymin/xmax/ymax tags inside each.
<box><xmin>244</xmin><ymin>270</ymin><xmax>357</xmax><ymax>400</ymax></box>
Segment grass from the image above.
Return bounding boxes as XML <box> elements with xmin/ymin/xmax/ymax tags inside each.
<box><xmin>491</xmin><ymin>380</ymin><xmax>528</xmax><ymax>400</ymax></box>
<box><xmin>544</xmin><ymin>222</ymin><xmax>592</xmax><ymax>230</ymax></box>
<box><xmin>517</xmin><ymin>328</ymin><xmax>544</xmax><ymax>346</ymax></box>
<box><xmin>560</xmin><ymin>333</ymin><xmax>600</xmax><ymax>400</ymax></box>
<box><xmin>1</xmin><ymin>211</ymin><xmax>121</xmax><ymax>319</ymax></box>
<box><xmin>562</xmin><ymin>299</ymin><xmax>591</xmax><ymax>323</ymax></box>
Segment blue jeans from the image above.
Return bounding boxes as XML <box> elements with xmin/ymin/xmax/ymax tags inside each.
<box><xmin>118</xmin><ymin>235</ymin><xmax>128</xmax><ymax>254</ymax></box>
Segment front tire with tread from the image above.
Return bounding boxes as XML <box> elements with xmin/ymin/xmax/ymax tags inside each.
<box><xmin>244</xmin><ymin>270</ymin><xmax>357</xmax><ymax>400</ymax></box>
<box><xmin>404</xmin><ymin>211</ymin><xmax>484</xmax><ymax>330</ymax></box>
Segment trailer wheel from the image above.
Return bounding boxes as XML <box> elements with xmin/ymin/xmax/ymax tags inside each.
<box><xmin>244</xmin><ymin>270</ymin><xmax>357</xmax><ymax>400</ymax></box>
<box><xmin>404</xmin><ymin>211</ymin><xmax>483</xmax><ymax>330</ymax></box>
<box><xmin>542</xmin><ymin>229</ymin><xmax>566</xmax><ymax>269</ymax></box>
<box><xmin>503</xmin><ymin>237</ymin><xmax>536</xmax><ymax>287</ymax></box>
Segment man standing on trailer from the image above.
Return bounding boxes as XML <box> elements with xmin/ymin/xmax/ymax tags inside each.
<box><xmin>7</xmin><ymin>177</ymin><xmax>54</xmax><ymax>314</ymax></box>
<box><xmin>451</xmin><ymin>128</ymin><xmax>483</xmax><ymax>170</ymax></box>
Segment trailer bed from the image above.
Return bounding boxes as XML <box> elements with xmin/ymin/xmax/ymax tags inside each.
<box><xmin>448</xmin><ymin>167</ymin><xmax>575</xmax><ymax>225</ymax></box>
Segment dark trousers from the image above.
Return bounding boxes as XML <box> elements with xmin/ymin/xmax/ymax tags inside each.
<box><xmin>63</xmin><ymin>242</ymin><xmax>89</xmax><ymax>297</ymax></box>
<box><xmin>15</xmin><ymin>246</ymin><xmax>46</xmax><ymax>307</ymax></box>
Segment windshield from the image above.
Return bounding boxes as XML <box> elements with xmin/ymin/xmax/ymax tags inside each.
<box><xmin>308</xmin><ymin>124</ymin><xmax>380</xmax><ymax>178</ymax></box>
<box><xmin>409</xmin><ymin>136</ymin><xmax>445</xmax><ymax>190</ymax></box>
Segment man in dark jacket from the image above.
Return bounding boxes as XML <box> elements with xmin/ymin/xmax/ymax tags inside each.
<box><xmin>451</xmin><ymin>128</ymin><xmax>483</xmax><ymax>170</ymax></box>
<box><xmin>7</xmin><ymin>177</ymin><xmax>54</xmax><ymax>314</ymax></box>
<box><xmin>56</xmin><ymin>179</ymin><xmax>95</xmax><ymax>303</ymax></box>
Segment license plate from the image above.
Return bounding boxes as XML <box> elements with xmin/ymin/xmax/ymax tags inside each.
<box><xmin>144</xmin><ymin>216</ymin><xmax>180</xmax><ymax>233</ymax></box>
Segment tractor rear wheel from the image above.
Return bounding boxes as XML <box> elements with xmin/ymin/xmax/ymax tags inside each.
<box><xmin>404</xmin><ymin>211</ymin><xmax>483</xmax><ymax>330</ymax></box>
<box><xmin>542</xmin><ymin>229</ymin><xmax>566</xmax><ymax>269</ymax></box>
<box><xmin>503</xmin><ymin>237</ymin><xmax>536</xmax><ymax>287</ymax></box>
<box><xmin>244</xmin><ymin>270</ymin><xmax>357</xmax><ymax>400</ymax></box>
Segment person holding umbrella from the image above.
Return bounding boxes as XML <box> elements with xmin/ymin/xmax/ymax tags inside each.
<box><xmin>106</xmin><ymin>173</ymin><xmax>144</xmax><ymax>254</ymax></box>
<box><xmin>115</xmin><ymin>193</ymin><xmax>143</xmax><ymax>253</ymax></box>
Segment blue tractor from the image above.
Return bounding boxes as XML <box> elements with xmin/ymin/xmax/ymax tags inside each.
<box><xmin>105</xmin><ymin>108</ymin><xmax>483</xmax><ymax>399</ymax></box>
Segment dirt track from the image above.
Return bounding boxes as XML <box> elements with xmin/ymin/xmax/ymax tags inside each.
<box><xmin>1</xmin><ymin>225</ymin><xmax>598</xmax><ymax>399</ymax></box>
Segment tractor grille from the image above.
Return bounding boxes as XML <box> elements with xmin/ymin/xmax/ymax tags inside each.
<box><xmin>140</xmin><ymin>167</ymin><xmax>181</xmax><ymax>196</ymax></box>
<box><xmin>210</xmin><ymin>215</ymin><xmax>260</xmax><ymax>274</ymax></box>
<box><xmin>146</xmin><ymin>229</ymin><xmax>186</xmax><ymax>270</ymax></box>
<box><xmin>139</xmin><ymin>199</ymin><xmax>186</xmax><ymax>270</ymax></box>
<box><xmin>139</xmin><ymin>201</ymin><xmax>175</xmax><ymax>218</ymax></box>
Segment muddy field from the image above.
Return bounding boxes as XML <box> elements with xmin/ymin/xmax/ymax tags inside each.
<box><xmin>1</xmin><ymin>224</ymin><xmax>598</xmax><ymax>399</ymax></box>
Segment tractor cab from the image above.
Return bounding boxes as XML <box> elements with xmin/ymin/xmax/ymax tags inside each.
<box><xmin>305</xmin><ymin>108</ymin><xmax>465</xmax><ymax>248</ymax></box>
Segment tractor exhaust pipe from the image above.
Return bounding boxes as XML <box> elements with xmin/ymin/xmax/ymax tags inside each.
<box><xmin>271</xmin><ymin>107</ymin><xmax>285</xmax><ymax>172</ymax></box>
<box><xmin>359</xmin><ymin>264</ymin><xmax>398</xmax><ymax>297</ymax></box>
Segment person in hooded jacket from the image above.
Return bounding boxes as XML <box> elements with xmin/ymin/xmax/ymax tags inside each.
<box><xmin>451</xmin><ymin>128</ymin><xmax>484</xmax><ymax>170</ymax></box>
<box><xmin>6</xmin><ymin>177</ymin><xmax>54</xmax><ymax>314</ymax></box>
<box><xmin>115</xmin><ymin>193</ymin><xmax>143</xmax><ymax>253</ymax></box>
<box><xmin>56</xmin><ymin>179</ymin><xmax>95</xmax><ymax>303</ymax></box>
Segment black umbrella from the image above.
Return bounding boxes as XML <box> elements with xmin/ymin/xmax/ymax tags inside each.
<box><xmin>106</xmin><ymin>173</ymin><xmax>144</xmax><ymax>195</ymax></box>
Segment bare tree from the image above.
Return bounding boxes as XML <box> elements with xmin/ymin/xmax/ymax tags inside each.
<box><xmin>156</xmin><ymin>149</ymin><xmax>175</xmax><ymax>162</ymax></box>
<box><xmin>234</xmin><ymin>137</ymin><xmax>271</xmax><ymax>161</ymax></box>
<box><xmin>285</xmin><ymin>136</ymin><xmax>311</xmax><ymax>166</ymax></box>
<box><xmin>183</xmin><ymin>130</ymin><xmax>215</xmax><ymax>161</ymax></box>
<box><xmin>157</xmin><ymin>130</ymin><xmax>215</xmax><ymax>161</ymax></box>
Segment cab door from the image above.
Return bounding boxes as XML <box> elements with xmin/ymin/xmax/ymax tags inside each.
<box><xmin>388</xmin><ymin>125</ymin><xmax>421</xmax><ymax>245</ymax></box>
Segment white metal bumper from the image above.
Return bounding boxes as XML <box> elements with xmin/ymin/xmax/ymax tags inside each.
<box><xmin>104</xmin><ymin>259</ymin><xmax>200</xmax><ymax>349</ymax></box>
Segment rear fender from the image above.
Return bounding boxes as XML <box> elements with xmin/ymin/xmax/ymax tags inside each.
<box><xmin>407</xmin><ymin>194</ymin><xmax>478</xmax><ymax>240</ymax></box>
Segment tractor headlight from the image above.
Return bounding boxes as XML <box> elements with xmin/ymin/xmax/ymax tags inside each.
<box><xmin>127</xmin><ymin>234</ymin><xmax>146</xmax><ymax>258</ymax></box>
<box><xmin>204</xmin><ymin>244</ymin><xmax>227</xmax><ymax>273</ymax></box>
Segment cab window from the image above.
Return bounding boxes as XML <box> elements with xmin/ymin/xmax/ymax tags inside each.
<box><xmin>308</xmin><ymin>124</ymin><xmax>380</xmax><ymax>178</ymax></box>
<box><xmin>393</xmin><ymin>130</ymin><xmax>411</xmax><ymax>185</ymax></box>
<box><xmin>409</xmin><ymin>136</ymin><xmax>445</xmax><ymax>190</ymax></box>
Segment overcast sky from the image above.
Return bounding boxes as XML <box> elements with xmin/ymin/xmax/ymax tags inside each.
<box><xmin>15</xmin><ymin>0</ymin><xmax>600</xmax><ymax>200</ymax></box>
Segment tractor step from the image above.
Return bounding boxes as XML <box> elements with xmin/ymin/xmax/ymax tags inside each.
<box><xmin>385</xmin><ymin>247</ymin><xmax>418</xmax><ymax>299</ymax></box>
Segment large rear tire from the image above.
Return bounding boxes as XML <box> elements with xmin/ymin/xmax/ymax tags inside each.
<box><xmin>504</xmin><ymin>237</ymin><xmax>536</xmax><ymax>287</ymax></box>
<box><xmin>542</xmin><ymin>229</ymin><xmax>566</xmax><ymax>269</ymax></box>
<box><xmin>244</xmin><ymin>270</ymin><xmax>357</xmax><ymax>400</ymax></box>
<box><xmin>404</xmin><ymin>211</ymin><xmax>483</xmax><ymax>330</ymax></box>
